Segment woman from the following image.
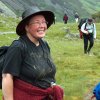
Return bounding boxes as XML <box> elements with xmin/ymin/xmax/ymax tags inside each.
<box><xmin>2</xmin><ymin>7</ymin><xmax>63</xmax><ymax>100</ymax></box>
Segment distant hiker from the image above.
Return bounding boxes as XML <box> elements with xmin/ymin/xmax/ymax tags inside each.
<box><xmin>81</xmin><ymin>18</ymin><xmax>96</xmax><ymax>55</ymax></box>
<box><xmin>2</xmin><ymin>7</ymin><xmax>64</xmax><ymax>100</ymax></box>
<box><xmin>63</xmin><ymin>14</ymin><xmax>68</xmax><ymax>24</ymax></box>
<box><xmin>74</xmin><ymin>12</ymin><xmax>79</xmax><ymax>23</ymax></box>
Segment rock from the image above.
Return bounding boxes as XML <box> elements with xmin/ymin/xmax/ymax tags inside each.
<box><xmin>65</xmin><ymin>33</ymin><xmax>80</xmax><ymax>39</ymax></box>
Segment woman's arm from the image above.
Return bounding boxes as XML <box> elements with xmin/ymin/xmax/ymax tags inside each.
<box><xmin>2</xmin><ymin>73</ymin><xmax>13</xmax><ymax>100</ymax></box>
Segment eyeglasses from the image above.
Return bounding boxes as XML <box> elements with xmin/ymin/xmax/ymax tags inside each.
<box><xmin>29</xmin><ymin>21</ymin><xmax>48</xmax><ymax>26</ymax></box>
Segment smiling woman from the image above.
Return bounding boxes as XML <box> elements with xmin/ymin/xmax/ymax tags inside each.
<box><xmin>1</xmin><ymin>7</ymin><xmax>64</xmax><ymax>100</ymax></box>
<box><xmin>25</xmin><ymin>15</ymin><xmax>48</xmax><ymax>42</ymax></box>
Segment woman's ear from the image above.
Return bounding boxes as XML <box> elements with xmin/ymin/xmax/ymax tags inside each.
<box><xmin>25</xmin><ymin>25</ymin><xmax>29</xmax><ymax>32</ymax></box>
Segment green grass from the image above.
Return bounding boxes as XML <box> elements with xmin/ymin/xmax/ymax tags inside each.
<box><xmin>0</xmin><ymin>15</ymin><xmax>19</xmax><ymax>31</ymax></box>
<box><xmin>0</xmin><ymin>22</ymin><xmax>100</xmax><ymax>100</ymax></box>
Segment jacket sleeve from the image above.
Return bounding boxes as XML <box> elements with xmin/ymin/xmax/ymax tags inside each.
<box><xmin>93</xmin><ymin>23</ymin><xmax>96</xmax><ymax>39</ymax></box>
<box><xmin>81</xmin><ymin>23</ymin><xmax>88</xmax><ymax>34</ymax></box>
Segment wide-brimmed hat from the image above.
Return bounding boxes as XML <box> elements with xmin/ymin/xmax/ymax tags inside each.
<box><xmin>16</xmin><ymin>7</ymin><xmax>55</xmax><ymax>36</ymax></box>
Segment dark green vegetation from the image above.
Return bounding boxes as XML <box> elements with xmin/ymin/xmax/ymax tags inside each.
<box><xmin>92</xmin><ymin>11</ymin><xmax>100</xmax><ymax>22</ymax></box>
<box><xmin>0</xmin><ymin>16</ymin><xmax>100</xmax><ymax>100</ymax></box>
<box><xmin>0</xmin><ymin>0</ymin><xmax>100</xmax><ymax>22</ymax></box>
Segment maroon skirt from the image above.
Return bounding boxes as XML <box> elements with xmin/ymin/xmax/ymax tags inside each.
<box><xmin>4</xmin><ymin>79</ymin><xmax>63</xmax><ymax>100</ymax></box>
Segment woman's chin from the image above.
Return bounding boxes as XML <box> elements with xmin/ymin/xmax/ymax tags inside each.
<box><xmin>38</xmin><ymin>34</ymin><xmax>45</xmax><ymax>38</ymax></box>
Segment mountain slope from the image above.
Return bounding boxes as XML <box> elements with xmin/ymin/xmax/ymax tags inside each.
<box><xmin>0</xmin><ymin>0</ymin><xmax>100</xmax><ymax>22</ymax></box>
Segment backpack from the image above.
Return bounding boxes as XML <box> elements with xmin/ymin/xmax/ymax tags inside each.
<box><xmin>0</xmin><ymin>38</ymin><xmax>26</xmax><ymax>89</ymax></box>
<box><xmin>78</xmin><ymin>18</ymin><xmax>87</xmax><ymax>39</ymax></box>
<box><xmin>0</xmin><ymin>46</ymin><xmax>9</xmax><ymax>89</ymax></box>
<box><xmin>78</xmin><ymin>18</ymin><xmax>88</xmax><ymax>29</ymax></box>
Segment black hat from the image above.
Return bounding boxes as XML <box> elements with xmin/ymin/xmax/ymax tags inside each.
<box><xmin>88</xmin><ymin>18</ymin><xmax>93</xmax><ymax>22</ymax></box>
<box><xmin>16</xmin><ymin>7</ymin><xmax>55</xmax><ymax>36</ymax></box>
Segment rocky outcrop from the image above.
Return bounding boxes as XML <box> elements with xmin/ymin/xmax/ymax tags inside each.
<box><xmin>0</xmin><ymin>1</ymin><xmax>16</xmax><ymax>17</ymax></box>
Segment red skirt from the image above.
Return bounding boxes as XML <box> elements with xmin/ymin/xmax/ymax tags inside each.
<box><xmin>8</xmin><ymin>79</ymin><xmax>63</xmax><ymax>100</ymax></box>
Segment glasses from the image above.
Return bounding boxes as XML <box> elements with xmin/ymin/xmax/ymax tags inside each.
<box><xmin>29</xmin><ymin>21</ymin><xmax>48</xmax><ymax>26</ymax></box>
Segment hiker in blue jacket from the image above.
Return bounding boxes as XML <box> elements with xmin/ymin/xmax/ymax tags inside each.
<box><xmin>81</xmin><ymin>18</ymin><xmax>96</xmax><ymax>55</ymax></box>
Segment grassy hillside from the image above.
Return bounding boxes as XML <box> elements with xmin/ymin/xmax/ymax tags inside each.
<box><xmin>0</xmin><ymin>14</ymin><xmax>19</xmax><ymax>32</ymax></box>
<box><xmin>80</xmin><ymin>0</ymin><xmax>100</xmax><ymax>14</ymax></box>
<box><xmin>47</xmin><ymin>23</ymin><xmax>100</xmax><ymax>100</ymax></box>
<box><xmin>1</xmin><ymin>0</ymin><xmax>100</xmax><ymax>22</ymax></box>
<box><xmin>0</xmin><ymin>16</ymin><xmax>100</xmax><ymax>100</ymax></box>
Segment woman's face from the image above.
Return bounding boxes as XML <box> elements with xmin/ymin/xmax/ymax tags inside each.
<box><xmin>25</xmin><ymin>15</ymin><xmax>47</xmax><ymax>39</ymax></box>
